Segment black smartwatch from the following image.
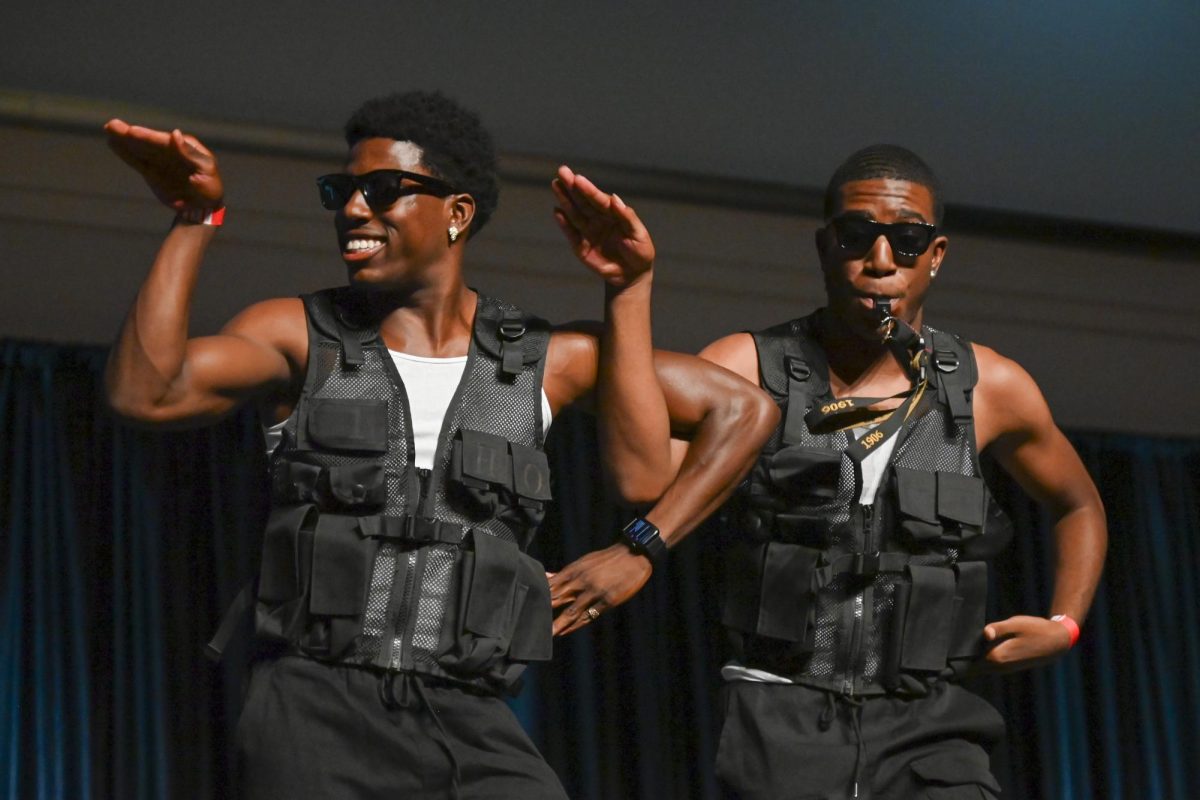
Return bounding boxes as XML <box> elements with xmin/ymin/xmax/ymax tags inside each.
<box><xmin>619</xmin><ymin>517</ymin><xmax>668</xmax><ymax>571</ymax></box>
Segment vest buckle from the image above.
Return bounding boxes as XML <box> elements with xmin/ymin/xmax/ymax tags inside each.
<box><xmin>853</xmin><ymin>551</ymin><xmax>881</xmax><ymax>577</ymax></box>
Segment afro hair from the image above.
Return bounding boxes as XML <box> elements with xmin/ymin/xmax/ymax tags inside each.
<box><xmin>344</xmin><ymin>91</ymin><xmax>500</xmax><ymax>237</ymax></box>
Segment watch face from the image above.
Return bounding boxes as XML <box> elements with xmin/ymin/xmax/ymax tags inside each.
<box><xmin>624</xmin><ymin>518</ymin><xmax>659</xmax><ymax>547</ymax></box>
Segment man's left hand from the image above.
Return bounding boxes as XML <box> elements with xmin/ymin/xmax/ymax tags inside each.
<box><xmin>552</xmin><ymin>166</ymin><xmax>655</xmax><ymax>289</ymax></box>
<box><xmin>547</xmin><ymin>543</ymin><xmax>653</xmax><ymax>636</ymax></box>
<box><xmin>980</xmin><ymin>615</ymin><xmax>1074</xmax><ymax>673</ymax></box>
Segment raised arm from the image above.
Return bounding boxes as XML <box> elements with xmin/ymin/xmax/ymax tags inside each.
<box><xmin>973</xmin><ymin>345</ymin><xmax>1108</xmax><ymax>671</ymax></box>
<box><xmin>552</xmin><ymin>167</ymin><xmax>670</xmax><ymax>503</ymax></box>
<box><xmin>103</xmin><ymin>120</ymin><xmax>301</xmax><ymax>427</ymax></box>
<box><xmin>550</xmin><ymin>333</ymin><xmax>778</xmax><ymax>635</ymax></box>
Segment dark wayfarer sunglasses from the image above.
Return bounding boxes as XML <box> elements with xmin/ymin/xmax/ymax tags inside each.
<box><xmin>830</xmin><ymin>215</ymin><xmax>938</xmax><ymax>260</ymax></box>
<box><xmin>316</xmin><ymin>169</ymin><xmax>457</xmax><ymax>211</ymax></box>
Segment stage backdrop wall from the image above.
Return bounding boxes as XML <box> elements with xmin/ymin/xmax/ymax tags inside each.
<box><xmin>1</xmin><ymin>111</ymin><xmax>1199</xmax><ymax>438</ymax></box>
<box><xmin>3</xmin><ymin>339</ymin><xmax>1198</xmax><ymax>799</ymax></box>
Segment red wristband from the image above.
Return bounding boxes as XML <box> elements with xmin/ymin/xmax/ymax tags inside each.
<box><xmin>177</xmin><ymin>206</ymin><xmax>225</xmax><ymax>226</ymax></box>
<box><xmin>1051</xmin><ymin>614</ymin><xmax>1080</xmax><ymax>647</ymax></box>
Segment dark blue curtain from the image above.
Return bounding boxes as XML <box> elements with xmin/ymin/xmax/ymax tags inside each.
<box><xmin>3</xmin><ymin>338</ymin><xmax>1198</xmax><ymax>799</ymax></box>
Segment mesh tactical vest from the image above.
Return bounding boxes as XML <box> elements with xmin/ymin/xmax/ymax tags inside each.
<box><xmin>722</xmin><ymin>312</ymin><xmax>1011</xmax><ymax>697</ymax></box>
<box><xmin>255</xmin><ymin>288</ymin><xmax>554</xmax><ymax>694</ymax></box>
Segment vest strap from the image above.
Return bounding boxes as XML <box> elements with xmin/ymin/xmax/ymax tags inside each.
<box><xmin>357</xmin><ymin>514</ymin><xmax>468</xmax><ymax>546</ymax></box>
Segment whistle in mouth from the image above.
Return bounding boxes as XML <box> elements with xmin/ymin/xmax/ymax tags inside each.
<box><xmin>874</xmin><ymin>298</ymin><xmax>897</xmax><ymax>341</ymax></box>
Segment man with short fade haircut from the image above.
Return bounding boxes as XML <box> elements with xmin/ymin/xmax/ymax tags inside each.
<box><xmin>550</xmin><ymin>144</ymin><xmax>1107</xmax><ymax>798</ymax></box>
<box><xmin>103</xmin><ymin>90</ymin><xmax>778</xmax><ymax>798</ymax></box>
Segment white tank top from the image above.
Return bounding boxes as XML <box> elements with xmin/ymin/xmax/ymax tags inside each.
<box><xmin>265</xmin><ymin>350</ymin><xmax>554</xmax><ymax>468</ymax></box>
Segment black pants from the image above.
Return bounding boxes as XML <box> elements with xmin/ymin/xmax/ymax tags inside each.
<box><xmin>237</xmin><ymin>656</ymin><xmax>567</xmax><ymax>800</ymax></box>
<box><xmin>715</xmin><ymin>681</ymin><xmax>1005</xmax><ymax>800</ymax></box>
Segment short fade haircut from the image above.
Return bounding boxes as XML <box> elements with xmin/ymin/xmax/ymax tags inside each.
<box><xmin>344</xmin><ymin>91</ymin><xmax>500</xmax><ymax>237</ymax></box>
<box><xmin>822</xmin><ymin>144</ymin><xmax>943</xmax><ymax>225</ymax></box>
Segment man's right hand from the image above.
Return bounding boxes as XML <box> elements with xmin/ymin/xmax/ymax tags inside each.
<box><xmin>104</xmin><ymin>120</ymin><xmax>224</xmax><ymax>213</ymax></box>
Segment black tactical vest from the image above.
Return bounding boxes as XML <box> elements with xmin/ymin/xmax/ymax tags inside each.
<box><xmin>722</xmin><ymin>313</ymin><xmax>1011</xmax><ymax>697</ymax></box>
<box><xmin>255</xmin><ymin>288</ymin><xmax>555</xmax><ymax>694</ymax></box>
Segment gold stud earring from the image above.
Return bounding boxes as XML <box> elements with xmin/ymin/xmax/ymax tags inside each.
<box><xmin>448</xmin><ymin>225</ymin><xmax>460</xmax><ymax>243</ymax></box>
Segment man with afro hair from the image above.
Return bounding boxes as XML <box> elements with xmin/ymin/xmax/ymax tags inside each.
<box><xmin>552</xmin><ymin>144</ymin><xmax>1106</xmax><ymax>798</ymax></box>
<box><xmin>102</xmin><ymin>90</ymin><xmax>778</xmax><ymax>798</ymax></box>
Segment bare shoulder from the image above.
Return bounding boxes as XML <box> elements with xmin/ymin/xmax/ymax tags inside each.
<box><xmin>221</xmin><ymin>297</ymin><xmax>308</xmax><ymax>365</ymax></box>
<box><xmin>544</xmin><ymin>320</ymin><xmax>603</xmax><ymax>413</ymax></box>
<box><xmin>971</xmin><ymin>342</ymin><xmax>1054</xmax><ymax>450</ymax></box>
<box><xmin>698</xmin><ymin>332</ymin><xmax>759</xmax><ymax>385</ymax></box>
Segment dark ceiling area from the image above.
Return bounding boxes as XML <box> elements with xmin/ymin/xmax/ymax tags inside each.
<box><xmin>2</xmin><ymin>2</ymin><xmax>1198</xmax><ymax>234</ymax></box>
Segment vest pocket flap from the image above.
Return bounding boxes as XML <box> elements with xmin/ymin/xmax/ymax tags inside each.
<box><xmin>259</xmin><ymin>505</ymin><xmax>317</xmax><ymax>603</ymax></box>
<box><xmin>895</xmin><ymin>466</ymin><xmax>939</xmax><ymax>523</ymax></box>
<box><xmin>910</xmin><ymin>747</ymin><xmax>1001</xmax><ymax>793</ymax></box>
<box><xmin>510</xmin><ymin>444</ymin><xmax>552</xmax><ymax>502</ymax></box>
<box><xmin>936</xmin><ymin>472</ymin><xmax>985</xmax><ymax>526</ymax></box>
<box><xmin>274</xmin><ymin>462</ymin><xmax>322</xmax><ymax>503</ymax></box>
<box><xmin>899</xmin><ymin>565</ymin><xmax>956</xmax><ymax>672</ymax></box>
<box><xmin>458</xmin><ymin>429</ymin><xmax>513</xmax><ymax>488</ymax></box>
<box><xmin>509</xmin><ymin>554</ymin><xmax>553</xmax><ymax>662</ymax></box>
<box><xmin>756</xmin><ymin>542</ymin><xmax>819</xmax><ymax>642</ymax></box>
<box><xmin>949</xmin><ymin>561</ymin><xmax>989</xmax><ymax>659</ymax></box>
<box><xmin>767</xmin><ymin>445</ymin><xmax>841</xmax><ymax>500</ymax></box>
<box><xmin>465</xmin><ymin>532</ymin><xmax>521</xmax><ymax>637</ymax></box>
<box><xmin>309</xmin><ymin>515</ymin><xmax>372</xmax><ymax>617</ymax></box>
<box><xmin>306</xmin><ymin>398</ymin><xmax>388</xmax><ymax>453</ymax></box>
<box><xmin>327</xmin><ymin>462</ymin><xmax>386</xmax><ymax>507</ymax></box>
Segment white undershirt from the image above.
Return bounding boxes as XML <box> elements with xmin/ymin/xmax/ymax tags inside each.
<box><xmin>721</xmin><ymin>428</ymin><xmax>899</xmax><ymax>685</ymax></box>
<box><xmin>265</xmin><ymin>350</ymin><xmax>553</xmax><ymax>468</ymax></box>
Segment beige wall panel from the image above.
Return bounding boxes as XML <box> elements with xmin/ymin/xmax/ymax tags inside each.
<box><xmin>2</xmin><ymin>123</ymin><xmax>1196</xmax><ymax>436</ymax></box>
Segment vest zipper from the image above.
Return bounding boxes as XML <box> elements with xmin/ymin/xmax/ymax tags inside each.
<box><xmin>387</xmin><ymin>467</ymin><xmax>433</xmax><ymax>671</ymax></box>
<box><xmin>843</xmin><ymin>503</ymin><xmax>874</xmax><ymax>696</ymax></box>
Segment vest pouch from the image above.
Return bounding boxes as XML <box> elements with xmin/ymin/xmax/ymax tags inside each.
<box><xmin>936</xmin><ymin>472</ymin><xmax>986</xmax><ymax>546</ymax></box>
<box><xmin>721</xmin><ymin>541</ymin><xmax>819</xmax><ymax>648</ymax></box>
<box><xmin>450</xmin><ymin>429</ymin><xmax>513</xmax><ymax>518</ymax></box>
<box><xmin>508</xmin><ymin>552</ymin><xmax>553</xmax><ymax>662</ymax></box>
<box><xmin>501</xmin><ymin>443</ymin><xmax>552</xmax><ymax>530</ymax></box>
<box><xmin>894</xmin><ymin>467</ymin><xmax>942</xmax><ymax>544</ymax></box>
<box><xmin>324</xmin><ymin>462</ymin><xmax>386</xmax><ymax>510</ymax></box>
<box><xmin>304</xmin><ymin>397</ymin><xmax>389</xmax><ymax>453</ymax></box>
<box><xmin>255</xmin><ymin>504</ymin><xmax>318</xmax><ymax>644</ymax></box>
<box><xmin>961</xmin><ymin>491</ymin><xmax>1013</xmax><ymax>560</ymax></box>
<box><xmin>272</xmin><ymin>461</ymin><xmax>322</xmax><ymax>505</ymax></box>
<box><xmin>438</xmin><ymin>532</ymin><xmax>549</xmax><ymax>682</ymax></box>
<box><xmin>302</xmin><ymin>514</ymin><xmax>375</xmax><ymax>659</ymax></box>
<box><xmin>766</xmin><ymin>445</ymin><xmax>842</xmax><ymax>504</ymax></box>
<box><xmin>898</xmin><ymin>565</ymin><xmax>957</xmax><ymax>673</ymax></box>
<box><xmin>946</xmin><ymin>561</ymin><xmax>989</xmax><ymax>674</ymax></box>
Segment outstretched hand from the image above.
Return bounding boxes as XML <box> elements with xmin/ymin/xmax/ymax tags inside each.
<box><xmin>104</xmin><ymin>119</ymin><xmax>224</xmax><ymax>213</ymax></box>
<box><xmin>547</xmin><ymin>543</ymin><xmax>653</xmax><ymax>636</ymax></box>
<box><xmin>979</xmin><ymin>615</ymin><xmax>1074</xmax><ymax>673</ymax></box>
<box><xmin>552</xmin><ymin>166</ymin><xmax>655</xmax><ymax>289</ymax></box>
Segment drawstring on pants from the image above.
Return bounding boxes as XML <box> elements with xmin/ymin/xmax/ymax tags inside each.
<box><xmin>818</xmin><ymin>691</ymin><xmax>867</xmax><ymax>798</ymax></box>
<box><xmin>378</xmin><ymin>671</ymin><xmax>463</xmax><ymax>800</ymax></box>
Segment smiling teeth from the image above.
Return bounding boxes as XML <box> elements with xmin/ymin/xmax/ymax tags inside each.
<box><xmin>346</xmin><ymin>239</ymin><xmax>383</xmax><ymax>251</ymax></box>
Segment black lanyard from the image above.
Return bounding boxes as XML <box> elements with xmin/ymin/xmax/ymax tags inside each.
<box><xmin>803</xmin><ymin>309</ymin><xmax>929</xmax><ymax>464</ymax></box>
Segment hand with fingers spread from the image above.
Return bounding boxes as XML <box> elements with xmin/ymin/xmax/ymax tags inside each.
<box><xmin>548</xmin><ymin>543</ymin><xmax>653</xmax><ymax>636</ymax></box>
<box><xmin>104</xmin><ymin>119</ymin><xmax>224</xmax><ymax>214</ymax></box>
<box><xmin>552</xmin><ymin>165</ymin><xmax>655</xmax><ymax>289</ymax></box>
<box><xmin>979</xmin><ymin>614</ymin><xmax>1074</xmax><ymax>673</ymax></box>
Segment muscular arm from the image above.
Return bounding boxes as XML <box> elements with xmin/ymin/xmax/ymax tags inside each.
<box><xmin>552</xmin><ymin>167</ymin><xmax>670</xmax><ymax>502</ymax></box>
<box><xmin>103</xmin><ymin>119</ymin><xmax>302</xmax><ymax>427</ymax></box>
<box><xmin>550</xmin><ymin>333</ymin><xmax>778</xmax><ymax>634</ymax></box>
<box><xmin>973</xmin><ymin>345</ymin><xmax>1107</xmax><ymax>671</ymax></box>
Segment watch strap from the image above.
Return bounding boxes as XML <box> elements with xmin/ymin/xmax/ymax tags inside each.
<box><xmin>620</xmin><ymin>516</ymin><xmax>667</xmax><ymax>570</ymax></box>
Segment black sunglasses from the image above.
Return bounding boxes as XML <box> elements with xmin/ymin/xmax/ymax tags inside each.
<box><xmin>316</xmin><ymin>169</ymin><xmax>457</xmax><ymax>211</ymax></box>
<box><xmin>830</xmin><ymin>215</ymin><xmax>938</xmax><ymax>259</ymax></box>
